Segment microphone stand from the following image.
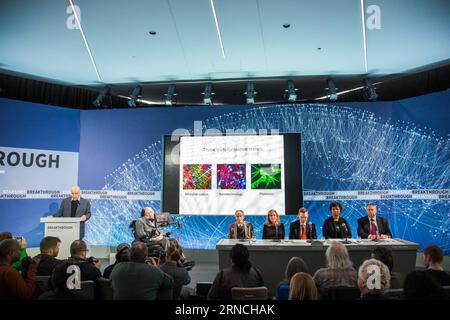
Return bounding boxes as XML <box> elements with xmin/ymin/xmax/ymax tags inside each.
<box><xmin>273</xmin><ymin>224</ymin><xmax>281</xmax><ymax>242</ymax></box>
<box><xmin>306</xmin><ymin>222</ymin><xmax>312</xmax><ymax>243</ymax></box>
<box><xmin>342</xmin><ymin>222</ymin><xmax>351</xmax><ymax>244</ymax></box>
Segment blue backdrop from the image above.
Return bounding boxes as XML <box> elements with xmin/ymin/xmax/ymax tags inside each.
<box><xmin>1</xmin><ymin>91</ymin><xmax>449</xmax><ymax>253</ymax></box>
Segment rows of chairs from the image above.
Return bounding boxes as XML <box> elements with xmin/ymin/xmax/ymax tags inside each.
<box><xmin>35</xmin><ymin>275</ymin><xmax>97</xmax><ymax>300</ymax></box>
<box><xmin>192</xmin><ymin>282</ymin><xmax>450</xmax><ymax>300</ymax></box>
<box><xmin>35</xmin><ymin>276</ymin><xmax>450</xmax><ymax>300</ymax></box>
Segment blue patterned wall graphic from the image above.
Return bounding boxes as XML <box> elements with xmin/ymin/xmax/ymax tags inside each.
<box><xmin>84</xmin><ymin>103</ymin><xmax>450</xmax><ymax>253</ymax></box>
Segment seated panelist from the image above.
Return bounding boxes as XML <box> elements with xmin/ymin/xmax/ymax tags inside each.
<box><xmin>228</xmin><ymin>210</ymin><xmax>254</xmax><ymax>240</ymax></box>
<box><xmin>322</xmin><ymin>202</ymin><xmax>352</xmax><ymax>239</ymax></box>
<box><xmin>289</xmin><ymin>207</ymin><xmax>317</xmax><ymax>240</ymax></box>
<box><xmin>357</xmin><ymin>203</ymin><xmax>392</xmax><ymax>239</ymax></box>
<box><xmin>262</xmin><ymin>209</ymin><xmax>285</xmax><ymax>240</ymax></box>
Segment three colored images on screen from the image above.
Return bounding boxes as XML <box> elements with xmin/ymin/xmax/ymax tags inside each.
<box><xmin>183</xmin><ymin>163</ymin><xmax>281</xmax><ymax>190</ymax></box>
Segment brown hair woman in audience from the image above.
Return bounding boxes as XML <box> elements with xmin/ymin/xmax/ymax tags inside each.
<box><xmin>289</xmin><ymin>272</ymin><xmax>317</xmax><ymax>300</ymax></box>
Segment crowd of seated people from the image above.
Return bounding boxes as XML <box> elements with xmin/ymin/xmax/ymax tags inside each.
<box><xmin>1</xmin><ymin>209</ymin><xmax>449</xmax><ymax>301</ymax></box>
<box><xmin>0</xmin><ymin>230</ymin><xmax>193</xmax><ymax>300</ymax></box>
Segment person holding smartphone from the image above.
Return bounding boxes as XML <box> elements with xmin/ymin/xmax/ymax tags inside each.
<box><xmin>0</xmin><ymin>232</ymin><xmax>28</xmax><ymax>271</ymax></box>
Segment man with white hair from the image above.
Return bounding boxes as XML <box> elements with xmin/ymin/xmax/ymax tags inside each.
<box><xmin>52</xmin><ymin>185</ymin><xmax>91</xmax><ymax>239</ymax></box>
<box><xmin>313</xmin><ymin>241</ymin><xmax>358</xmax><ymax>294</ymax></box>
<box><xmin>358</xmin><ymin>259</ymin><xmax>390</xmax><ymax>300</ymax></box>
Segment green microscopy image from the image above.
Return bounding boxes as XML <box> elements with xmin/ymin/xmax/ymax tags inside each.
<box><xmin>251</xmin><ymin>164</ymin><xmax>282</xmax><ymax>189</ymax></box>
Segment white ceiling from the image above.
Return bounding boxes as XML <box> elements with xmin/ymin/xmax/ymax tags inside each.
<box><xmin>0</xmin><ymin>0</ymin><xmax>449</xmax><ymax>85</ymax></box>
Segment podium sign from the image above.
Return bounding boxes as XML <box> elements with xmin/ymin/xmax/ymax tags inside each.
<box><xmin>40</xmin><ymin>217</ymin><xmax>81</xmax><ymax>259</ymax></box>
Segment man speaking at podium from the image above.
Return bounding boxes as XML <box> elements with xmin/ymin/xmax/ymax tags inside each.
<box><xmin>52</xmin><ymin>186</ymin><xmax>91</xmax><ymax>239</ymax></box>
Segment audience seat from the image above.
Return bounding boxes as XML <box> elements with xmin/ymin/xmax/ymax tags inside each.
<box><xmin>384</xmin><ymin>288</ymin><xmax>404</xmax><ymax>300</ymax></box>
<box><xmin>77</xmin><ymin>280</ymin><xmax>95</xmax><ymax>300</ymax></box>
<box><xmin>320</xmin><ymin>286</ymin><xmax>360</xmax><ymax>300</ymax></box>
<box><xmin>98</xmin><ymin>277</ymin><xmax>113</xmax><ymax>300</ymax></box>
<box><xmin>35</xmin><ymin>275</ymin><xmax>51</xmax><ymax>293</ymax></box>
<box><xmin>231</xmin><ymin>286</ymin><xmax>268</xmax><ymax>300</ymax></box>
<box><xmin>443</xmin><ymin>285</ymin><xmax>450</xmax><ymax>297</ymax></box>
<box><xmin>189</xmin><ymin>282</ymin><xmax>213</xmax><ymax>300</ymax></box>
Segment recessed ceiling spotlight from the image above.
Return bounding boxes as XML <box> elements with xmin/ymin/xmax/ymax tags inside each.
<box><xmin>149</xmin><ymin>31</ymin><xmax>157</xmax><ymax>35</ymax></box>
<box><xmin>283</xmin><ymin>24</ymin><xmax>291</xmax><ymax>28</ymax></box>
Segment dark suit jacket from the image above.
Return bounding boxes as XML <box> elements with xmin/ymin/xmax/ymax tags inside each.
<box><xmin>322</xmin><ymin>217</ymin><xmax>352</xmax><ymax>239</ymax></box>
<box><xmin>54</xmin><ymin>197</ymin><xmax>91</xmax><ymax>239</ymax></box>
<box><xmin>262</xmin><ymin>223</ymin><xmax>285</xmax><ymax>240</ymax></box>
<box><xmin>289</xmin><ymin>220</ymin><xmax>317</xmax><ymax>239</ymax></box>
<box><xmin>228</xmin><ymin>221</ymin><xmax>254</xmax><ymax>239</ymax></box>
<box><xmin>357</xmin><ymin>216</ymin><xmax>392</xmax><ymax>238</ymax></box>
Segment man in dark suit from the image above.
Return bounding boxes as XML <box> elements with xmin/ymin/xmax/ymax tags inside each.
<box><xmin>357</xmin><ymin>203</ymin><xmax>391</xmax><ymax>239</ymax></box>
<box><xmin>52</xmin><ymin>186</ymin><xmax>91</xmax><ymax>239</ymax></box>
<box><xmin>289</xmin><ymin>207</ymin><xmax>317</xmax><ymax>240</ymax></box>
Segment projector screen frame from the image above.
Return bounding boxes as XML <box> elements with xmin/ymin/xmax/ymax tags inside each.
<box><xmin>162</xmin><ymin>132</ymin><xmax>303</xmax><ymax>215</ymax></box>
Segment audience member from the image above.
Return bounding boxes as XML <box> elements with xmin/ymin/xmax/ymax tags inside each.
<box><xmin>371</xmin><ymin>246</ymin><xmax>403</xmax><ymax>289</ymax></box>
<box><xmin>67</xmin><ymin>240</ymin><xmax>101</xmax><ymax>282</ymax></box>
<box><xmin>35</xmin><ymin>236</ymin><xmax>62</xmax><ymax>276</ymax></box>
<box><xmin>289</xmin><ymin>272</ymin><xmax>317</xmax><ymax>300</ymax></box>
<box><xmin>103</xmin><ymin>243</ymin><xmax>130</xmax><ymax>279</ymax></box>
<box><xmin>0</xmin><ymin>232</ymin><xmax>28</xmax><ymax>271</ymax></box>
<box><xmin>313</xmin><ymin>242</ymin><xmax>357</xmax><ymax>294</ymax></box>
<box><xmin>403</xmin><ymin>271</ymin><xmax>448</xmax><ymax>300</ymax></box>
<box><xmin>38</xmin><ymin>260</ymin><xmax>88</xmax><ymax>300</ymax></box>
<box><xmin>422</xmin><ymin>245</ymin><xmax>450</xmax><ymax>286</ymax></box>
<box><xmin>208</xmin><ymin>244</ymin><xmax>264</xmax><ymax>300</ymax></box>
<box><xmin>276</xmin><ymin>256</ymin><xmax>309</xmax><ymax>300</ymax></box>
<box><xmin>357</xmin><ymin>259</ymin><xmax>390</xmax><ymax>300</ymax></box>
<box><xmin>159</xmin><ymin>245</ymin><xmax>191</xmax><ymax>299</ymax></box>
<box><xmin>0</xmin><ymin>239</ymin><xmax>38</xmax><ymax>300</ymax></box>
<box><xmin>110</xmin><ymin>242</ymin><xmax>173</xmax><ymax>300</ymax></box>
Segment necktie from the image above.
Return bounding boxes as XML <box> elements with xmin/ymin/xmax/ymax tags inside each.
<box><xmin>301</xmin><ymin>224</ymin><xmax>307</xmax><ymax>240</ymax></box>
<box><xmin>370</xmin><ymin>219</ymin><xmax>377</xmax><ymax>236</ymax></box>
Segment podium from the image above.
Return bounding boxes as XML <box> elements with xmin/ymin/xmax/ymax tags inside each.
<box><xmin>40</xmin><ymin>217</ymin><xmax>81</xmax><ymax>259</ymax></box>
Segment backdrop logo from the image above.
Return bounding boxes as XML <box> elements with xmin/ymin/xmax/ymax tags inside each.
<box><xmin>0</xmin><ymin>151</ymin><xmax>60</xmax><ymax>168</ymax></box>
<box><xmin>0</xmin><ymin>146</ymin><xmax>79</xmax><ymax>191</ymax></box>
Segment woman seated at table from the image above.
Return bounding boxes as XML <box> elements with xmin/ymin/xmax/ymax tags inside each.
<box><xmin>262</xmin><ymin>209</ymin><xmax>285</xmax><ymax>240</ymax></box>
